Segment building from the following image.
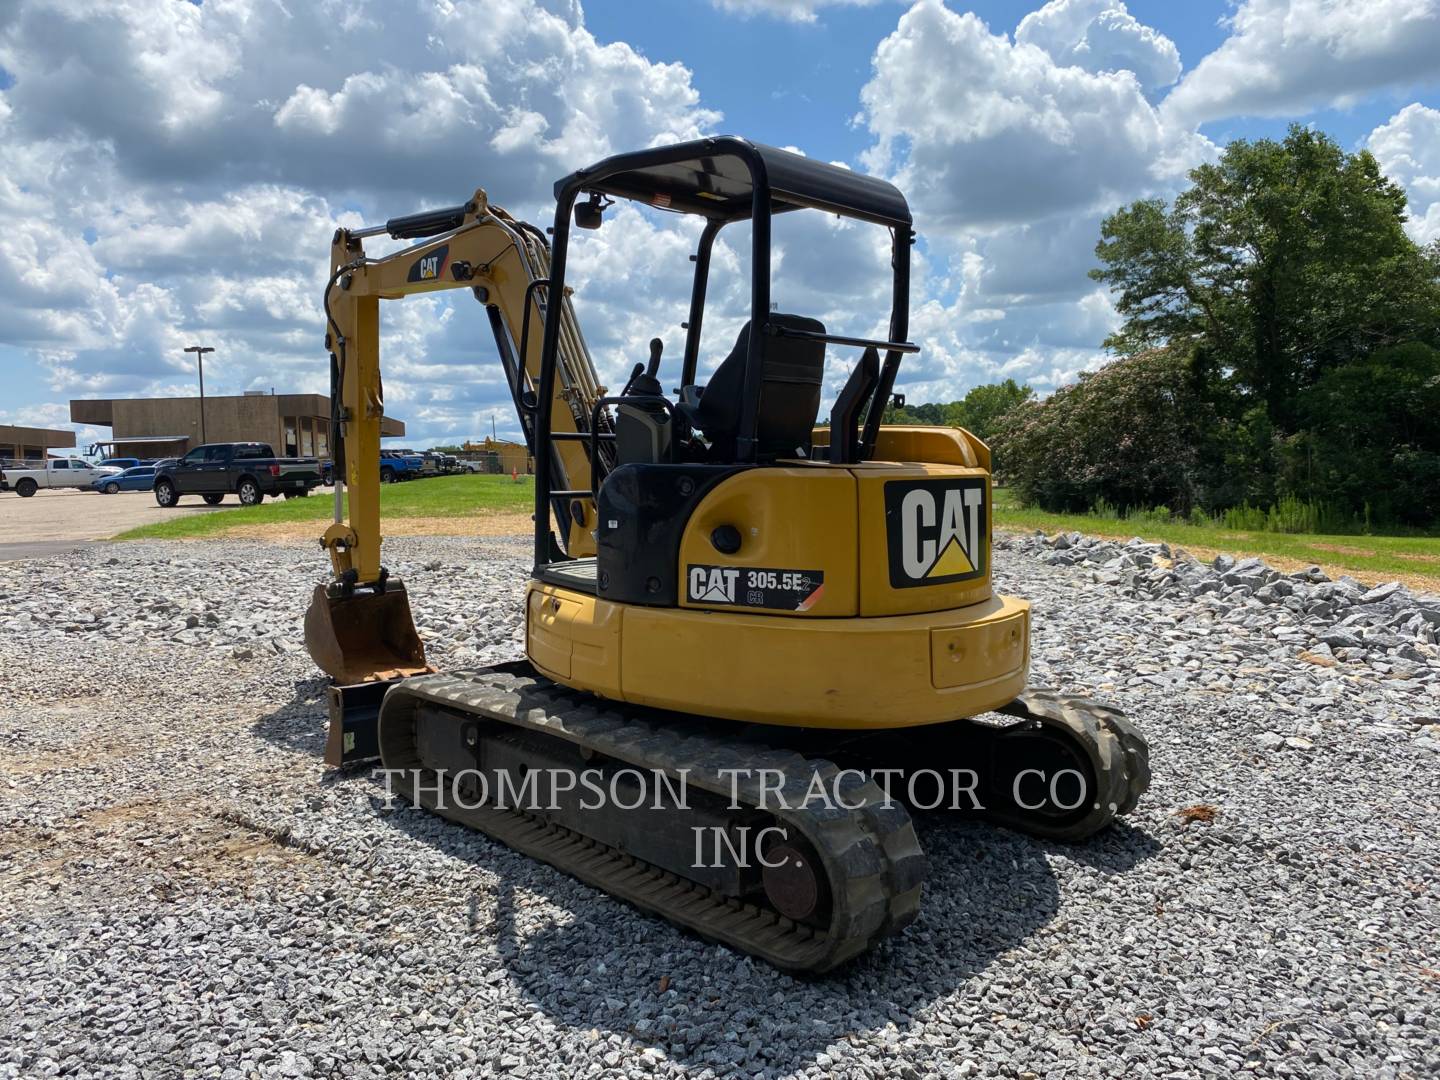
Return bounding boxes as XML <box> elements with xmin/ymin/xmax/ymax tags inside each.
<box><xmin>0</xmin><ymin>424</ymin><xmax>76</xmax><ymax>462</ymax></box>
<box><xmin>461</xmin><ymin>437</ymin><xmax>533</xmax><ymax>474</ymax></box>
<box><xmin>70</xmin><ymin>393</ymin><xmax>405</xmax><ymax>460</ymax></box>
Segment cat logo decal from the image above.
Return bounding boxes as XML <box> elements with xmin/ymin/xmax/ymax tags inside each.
<box><xmin>884</xmin><ymin>478</ymin><xmax>987</xmax><ymax>588</ymax></box>
<box><xmin>407</xmin><ymin>244</ymin><xmax>449</xmax><ymax>283</ymax></box>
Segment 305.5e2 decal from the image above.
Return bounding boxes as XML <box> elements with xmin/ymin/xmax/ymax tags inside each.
<box><xmin>884</xmin><ymin>477</ymin><xmax>987</xmax><ymax>588</ymax></box>
<box><xmin>686</xmin><ymin>564</ymin><xmax>825</xmax><ymax>611</ymax></box>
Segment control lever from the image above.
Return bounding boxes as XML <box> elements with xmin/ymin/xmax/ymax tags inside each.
<box><xmin>623</xmin><ymin>339</ymin><xmax>665</xmax><ymax>399</ymax></box>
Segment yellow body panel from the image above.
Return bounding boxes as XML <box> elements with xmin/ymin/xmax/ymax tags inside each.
<box><xmin>854</xmin><ymin>463</ymin><xmax>993</xmax><ymax>616</ymax></box>
<box><xmin>676</xmin><ymin>467</ymin><xmax>858</xmax><ymax>616</ymax></box>
<box><xmin>528</xmin><ymin>585</ymin><xmax>623</xmax><ymax>698</ymax></box>
<box><xmin>814</xmin><ymin>424</ymin><xmax>990</xmax><ymax>471</ymax></box>
<box><xmin>527</xmin><ymin>579</ymin><xmax>1029</xmax><ymax>728</ymax></box>
<box><xmin>524</xmin><ymin>432</ymin><xmax>1022</xmax><ymax>729</ymax></box>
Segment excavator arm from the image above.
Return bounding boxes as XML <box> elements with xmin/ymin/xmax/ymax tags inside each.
<box><xmin>305</xmin><ymin>190</ymin><xmax>610</xmax><ymax>685</ymax></box>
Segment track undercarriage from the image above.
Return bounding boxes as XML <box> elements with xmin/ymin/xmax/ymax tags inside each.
<box><xmin>377</xmin><ymin>663</ymin><xmax>1149</xmax><ymax>974</ymax></box>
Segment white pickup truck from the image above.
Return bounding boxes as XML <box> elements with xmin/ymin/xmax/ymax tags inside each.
<box><xmin>0</xmin><ymin>457</ymin><xmax>120</xmax><ymax>497</ymax></box>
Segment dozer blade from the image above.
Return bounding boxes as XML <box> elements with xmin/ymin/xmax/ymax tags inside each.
<box><xmin>303</xmin><ymin>581</ymin><xmax>430</xmax><ymax>686</ymax></box>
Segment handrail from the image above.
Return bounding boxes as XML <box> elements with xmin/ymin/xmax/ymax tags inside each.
<box><xmin>764</xmin><ymin>324</ymin><xmax>919</xmax><ymax>354</ymax></box>
<box><xmin>829</xmin><ymin>346</ymin><xmax>880</xmax><ymax>465</ymax></box>
<box><xmin>517</xmin><ymin>278</ymin><xmax>550</xmax><ymax>375</ymax></box>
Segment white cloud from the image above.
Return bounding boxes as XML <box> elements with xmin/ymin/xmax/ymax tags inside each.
<box><xmin>708</xmin><ymin>0</ymin><xmax>888</xmax><ymax>23</ymax></box>
<box><xmin>0</xmin><ymin>0</ymin><xmax>719</xmax><ymax>203</ymax></box>
<box><xmin>860</xmin><ymin>0</ymin><xmax>1209</xmax><ymax>233</ymax></box>
<box><xmin>1367</xmin><ymin>102</ymin><xmax>1440</xmax><ymax>245</ymax></box>
<box><xmin>1163</xmin><ymin>0</ymin><xmax>1440</xmax><ymax>126</ymax></box>
<box><xmin>6</xmin><ymin>0</ymin><xmax>1439</xmax><ymax>447</ymax></box>
<box><xmin>0</xmin><ymin>0</ymin><xmax>719</xmax><ymax>445</ymax></box>
<box><xmin>1016</xmin><ymin>0</ymin><xmax>1181</xmax><ymax>92</ymax></box>
<box><xmin>855</xmin><ymin>0</ymin><xmax>1209</xmax><ymax>403</ymax></box>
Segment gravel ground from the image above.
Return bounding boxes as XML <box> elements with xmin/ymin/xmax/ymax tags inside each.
<box><xmin>0</xmin><ymin>533</ymin><xmax>1436</xmax><ymax>1079</ymax></box>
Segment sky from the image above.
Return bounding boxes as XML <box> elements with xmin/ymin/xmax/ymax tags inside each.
<box><xmin>2</xmin><ymin>0</ymin><xmax>1439</xmax><ymax>452</ymax></box>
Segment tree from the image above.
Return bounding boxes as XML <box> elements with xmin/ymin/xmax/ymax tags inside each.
<box><xmin>1092</xmin><ymin>126</ymin><xmax>1440</xmax><ymax>436</ymax></box>
<box><xmin>882</xmin><ymin>379</ymin><xmax>1034</xmax><ymax>443</ymax></box>
<box><xmin>1289</xmin><ymin>342</ymin><xmax>1440</xmax><ymax>525</ymax></box>
<box><xmin>990</xmin><ymin>347</ymin><xmax>1220</xmax><ymax>514</ymax></box>
<box><xmin>950</xmin><ymin>379</ymin><xmax>1034</xmax><ymax>443</ymax></box>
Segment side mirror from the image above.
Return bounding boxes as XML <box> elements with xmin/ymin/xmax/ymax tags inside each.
<box><xmin>574</xmin><ymin>193</ymin><xmax>607</xmax><ymax>230</ymax></box>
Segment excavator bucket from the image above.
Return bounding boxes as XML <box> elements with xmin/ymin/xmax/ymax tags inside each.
<box><xmin>303</xmin><ymin>582</ymin><xmax>429</xmax><ymax>685</ymax></box>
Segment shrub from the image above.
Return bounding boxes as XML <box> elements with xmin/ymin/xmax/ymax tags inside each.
<box><xmin>1223</xmin><ymin>504</ymin><xmax>1268</xmax><ymax>531</ymax></box>
<box><xmin>1126</xmin><ymin>505</ymin><xmax>1173</xmax><ymax>525</ymax></box>
<box><xmin>992</xmin><ymin>346</ymin><xmax>1221</xmax><ymax>514</ymax></box>
<box><xmin>1222</xmin><ymin>497</ymin><xmax>1357</xmax><ymax>534</ymax></box>
<box><xmin>1090</xmin><ymin>496</ymin><xmax>1118</xmax><ymax>519</ymax></box>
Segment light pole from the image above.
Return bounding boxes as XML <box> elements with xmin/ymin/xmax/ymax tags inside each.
<box><xmin>184</xmin><ymin>345</ymin><xmax>214</xmax><ymax>445</ymax></box>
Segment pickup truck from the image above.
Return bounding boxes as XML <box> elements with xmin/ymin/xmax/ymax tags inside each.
<box><xmin>1</xmin><ymin>457</ymin><xmax>121</xmax><ymax>497</ymax></box>
<box><xmin>419</xmin><ymin>450</ymin><xmax>450</xmax><ymax>475</ymax></box>
<box><xmin>153</xmin><ymin>442</ymin><xmax>322</xmax><ymax>507</ymax></box>
<box><xmin>319</xmin><ymin>450</ymin><xmax>424</xmax><ymax>485</ymax></box>
<box><xmin>383</xmin><ymin>449</ymin><xmax>428</xmax><ymax>480</ymax></box>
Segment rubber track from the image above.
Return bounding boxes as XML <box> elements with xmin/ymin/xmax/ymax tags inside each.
<box><xmin>377</xmin><ymin>665</ymin><xmax>927</xmax><ymax>974</ymax></box>
<box><xmin>993</xmin><ymin>688</ymin><xmax>1152</xmax><ymax>842</ymax></box>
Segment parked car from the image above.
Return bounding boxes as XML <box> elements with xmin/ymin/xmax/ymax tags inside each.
<box><xmin>1</xmin><ymin>457</ymin><xmax>120</xmax><ymax>497</ymax></box>
<box><xmin>91</xmin><ymin>465</ymin><xmax>158</xmax><ymax>494</ymax></box>
<box><xmin>380</xmin><ymin>450</ymin><xmax>425</xmax><ymax>482</ymax></box>
<box><xmin>321</xmin><ymin>451</ymin><xmax>424</xmax><ymax>484</ymax></box>
<box><xmin>153</xmin><ymin>442</ymin><xmax>322</xmax><ymax>507</ymax></box>
<box><xmin>97</xmin><ymin>457</ymin><xmax>143</xmax><ymax>471</ymax></box>
<box><xmin>381</xmin><ymin>449</ymin><xmax>426</xmax><ymax>477</ymax></box>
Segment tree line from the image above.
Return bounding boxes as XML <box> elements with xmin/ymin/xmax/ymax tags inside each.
<box><xmin>898</xmin><ymin>127</ymin><xmax>1440</xmax><ymax>530</ymax></box>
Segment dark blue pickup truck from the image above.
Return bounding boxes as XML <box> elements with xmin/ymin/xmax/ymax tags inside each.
<box><xmin>153</xmin><ymin>442</ymin><xmax>322</xmax><ymax>507</ymax></box>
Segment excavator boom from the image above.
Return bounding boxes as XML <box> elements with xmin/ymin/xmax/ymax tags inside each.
<box><xmin>304</xmin><ymin>191</ymin><xmax>608</xmax><ymax>688</ymax></box>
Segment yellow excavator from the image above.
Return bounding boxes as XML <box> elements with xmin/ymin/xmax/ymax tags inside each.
<box><xmin>305</xmin><ymin>137</ymin><xmax>1149</xmax><ymax>973</ymax></box>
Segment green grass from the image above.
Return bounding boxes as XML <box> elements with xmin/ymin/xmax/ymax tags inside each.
<box><xmin>114</xmin><ymin>473</ymin><xmax>534</xmax><ymax>541</ymax></box>
<box><xmin>992</xmin><ymin>488</ymin><xmax>1440</xmax><ymax>588</ymax></box>
<box><xmin>115</xmin><ymin>472</ymin><xmax>1440</xmax><ymax>587</ymax></box>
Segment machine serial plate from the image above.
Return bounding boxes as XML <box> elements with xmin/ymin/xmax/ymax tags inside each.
<box><xmin>686</xmin><ymin>565</ymin><xmax>825</xmax><ymax>611</ymax></box>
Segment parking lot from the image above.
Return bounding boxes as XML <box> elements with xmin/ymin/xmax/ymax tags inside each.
<box><xmin>0</xmin><ymin>488</ymin><xmax>226</xmax><ymax>548</ymax></box>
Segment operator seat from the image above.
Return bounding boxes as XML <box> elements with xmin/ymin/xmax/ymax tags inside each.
<box><xmin>680</xmin><ymin>313</ymin><xmax>826</xmax><ymax>463</ymax></box>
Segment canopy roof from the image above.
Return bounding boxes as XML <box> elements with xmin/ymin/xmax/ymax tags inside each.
<box><xmin>560</xmin><ymin>136</ymin><xmax>911</xmax><ymax>228</ymax></box>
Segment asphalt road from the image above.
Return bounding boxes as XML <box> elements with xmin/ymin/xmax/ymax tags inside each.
<box><xmin>0</xmin><ymin>488</ymin><xmax>227</xmax><ymax>551</ymax></box>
